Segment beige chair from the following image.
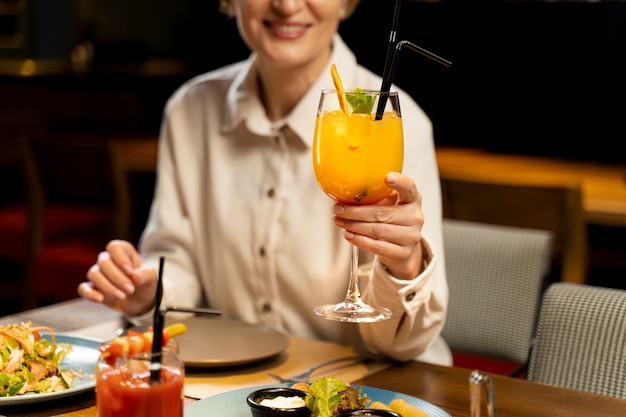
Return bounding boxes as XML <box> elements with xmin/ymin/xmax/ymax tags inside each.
<box><xmin>527</xmin><ymin>282</ymin><xmax>626</xmax><ymax>399</ymax></box>
<box><xmin>440</xmin><ymin>173</ymin><xmax>587</xmax><ymax>284</ymax></box>
<box><xmin>441</xmin><ymin>219</ymin><xmax>552</xmax><ymax>376</ymax></box>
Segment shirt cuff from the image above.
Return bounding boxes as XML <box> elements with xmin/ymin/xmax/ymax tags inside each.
<box><xmin>369</xmin><ymin>233</ymin><xmax>438</xmax><ymax>313</ymax></box>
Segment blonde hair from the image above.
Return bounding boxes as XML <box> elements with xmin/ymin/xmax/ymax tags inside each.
<box><xmin>218</xmin><ymin>0</ymin><xmax>361</xmax><ymax>19</ymax></box>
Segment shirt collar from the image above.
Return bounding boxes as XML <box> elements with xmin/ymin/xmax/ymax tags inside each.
<box><xmin>222</xmin><ymin>34</ymin><xmax>359</xmax><ymax>147</ymax></box>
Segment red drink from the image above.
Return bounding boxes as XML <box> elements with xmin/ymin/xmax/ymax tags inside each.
<box><xmin>96</xmin><ymin>341</ymin><xmax>184</xmax><ymax>417</ymax></box>
<box><xmin>96</xmin><ymin>366</ymin><xmax>184</xmax><ymax>417</ymax></box>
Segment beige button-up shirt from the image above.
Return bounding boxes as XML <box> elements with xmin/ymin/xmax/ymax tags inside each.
<box><xmin>139</xmin><ymin>35</ymin><xmax>450</xmax><ymax>364</ymax></box>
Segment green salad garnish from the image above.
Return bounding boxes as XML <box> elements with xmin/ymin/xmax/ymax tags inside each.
<box><xmin>346</xmin><ymin>88</ymin><xmax>376</xmax><ymax>114</ymax></box>
<box><xmin>304</xmin><ymin>377</ymin><xmax>370</xmax><ymax>417</ymax></box>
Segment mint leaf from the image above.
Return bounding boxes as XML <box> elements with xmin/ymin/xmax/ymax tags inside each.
<box><xmin>345</xmin><ymin>88</ymin><xmax>375</xmax><ymax>114</ymax></box>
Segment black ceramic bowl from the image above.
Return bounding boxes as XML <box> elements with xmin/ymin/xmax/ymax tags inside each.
<box><xmin>339</xmin><ymin>410</ymin><xmax>402</xmax><ymax>417</ymax></box>
<box><xmin>247</xmin><ymin>387</ymin><xmax>311</xmax><ymax>417</ymax></box>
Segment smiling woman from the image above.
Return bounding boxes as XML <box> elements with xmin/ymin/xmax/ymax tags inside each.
<box><xmin>77</xmin><ymin>0</ymin><xmax>452</xmax><ymax>366</ymax></box>
<box><xmin>217</xmin><ymin>0</ymin><xmax>361</xmax><ymax>19</ymax></box>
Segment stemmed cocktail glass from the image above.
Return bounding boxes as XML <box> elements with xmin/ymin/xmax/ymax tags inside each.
<box><xmin>312</xmin><ymin>88</ymin><xmax>404</xmax><ymax>323</ymax></box>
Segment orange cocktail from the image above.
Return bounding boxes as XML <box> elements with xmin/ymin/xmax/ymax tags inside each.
<box><xmin>313</xmin><ymin>94</ymin><xmax>403</xmax><ymax>205</ymax></box>
<box><xmin>311</xmin><ymin>87</ymin><xmax>403</xmax><ymax>323</ymax></box>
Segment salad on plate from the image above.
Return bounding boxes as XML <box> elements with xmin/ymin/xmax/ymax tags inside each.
<box><xmin>0</xmin><ymin>322</ymin><xmax>74</xmax><ymax>397</ymax></box>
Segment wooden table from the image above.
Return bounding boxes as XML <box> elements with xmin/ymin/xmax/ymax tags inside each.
<box><xmin>436</xmin><ymin>146</ymin><xmax>626</xmax><ymax>228</ymax></box>
<box><xmin>356</xmin><ymin>362</ymin><xmax>626</xmax><ymax>417</ymax></box>
<box><xmin>3</xmin><ymin>299</ymin><xmax>626</xmax><ymax>417</ymax></box>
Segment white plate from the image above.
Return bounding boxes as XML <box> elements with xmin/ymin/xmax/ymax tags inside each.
<box><xmin>185</xmin><ymin>384</ymin><xmax>451</xmax><ymax>417</ymax></box>
<box><xmin>0</xmin><ymin>333</ymin><xmax>101</xmax><ymax>405</ymax></box>
<box><xmin>165</xmin><ymin>316</ymin><xmax>290</xmax><ymax>368</ymax></box>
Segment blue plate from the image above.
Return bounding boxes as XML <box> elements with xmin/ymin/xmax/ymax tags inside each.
<box><xmin>0</xmin><ymin>333</ymin><xmax>102</xmax><ymax>405</ymax></box>
<box><xmin>185</xmin><ymin>384</ymin><xmax>451</xmax><ymax>417</ymax></box>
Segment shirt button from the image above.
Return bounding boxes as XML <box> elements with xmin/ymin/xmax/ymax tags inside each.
<box><xmin>267</xmin><ymin>188</ymin><xmax>275</xmax><ymax>198</ymax></box>
<box><xmin>405</xmin><ymin>292</ymin><xmax>416</xmax><ymax>302</ymax></box>
<box><xmin>262</xmin><ymin>302</ymin><xmax>272</xmax><ymax>313</ymax></box>
<box><xmin>259</xmin><ymin>246</ymin><xmax>266</xmax><ymax>256</ymax></box>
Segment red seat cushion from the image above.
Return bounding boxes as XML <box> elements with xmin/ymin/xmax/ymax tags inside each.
<box><xmin>1</xmin><ymin>203</ymin><xmax>112</xmax><ymax>304</ymax></box>
<box><xmin>452</xmin><ymin>352</ymin><xmax>526</xmax><ymax>378</ymax></box>
<box><xmin>31</xmin><ymin>241</ymin><xmax>103</xmax><ymax>302</ymax></box>
<box><xmin>0</xmin><ymin>204</ymin><xmax>111</xmax><ymax>262</ymax></box>
<box><xmin>43</xmin><ymin>205</ymin><xmax>112</xmax><ymax>240</ymax></box>
<box><xmin>0</xmin><ymin>205</ymin><xmax>29</xmax><ymax>260</ymax></box>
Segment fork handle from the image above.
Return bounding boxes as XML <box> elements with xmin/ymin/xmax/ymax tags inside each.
<box><xmin>306</xmin><ymin>355</ymin><xmax>364</xmax><ymax>372</ymax></box>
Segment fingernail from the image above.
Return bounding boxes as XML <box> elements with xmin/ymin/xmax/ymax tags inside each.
<box><xmin>333</xmin><ymin>204</ymin><xmax>345</xmax><ymax>214</ymax></box>
<box><xmin>343</xmin><ymin>230</ymin><xmax>354</xmax><ymax>239</ymax></box>
<box><xmin>123</xmin><ymin>284</ymin><xmax>135</xmax><ymax>295</ymax></box>
<box><xmin>386</xmin><ymin>173</ymin><xmax>399</xmax><ymax>184</ymax></box>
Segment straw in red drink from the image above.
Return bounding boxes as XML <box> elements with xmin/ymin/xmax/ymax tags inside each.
<box><xmin>150</xmin><ymin>256</ymin><xmax>165</xmax><ymax>384</ymax></box>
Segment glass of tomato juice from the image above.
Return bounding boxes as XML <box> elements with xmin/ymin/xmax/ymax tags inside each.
<box><xmin>96</xmin><ymin>340</ymin><xmax>184</xmax><ymax>417</ymax></box>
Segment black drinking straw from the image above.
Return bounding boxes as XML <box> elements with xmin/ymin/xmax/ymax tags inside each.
<box><xmin>379</xmin><ymin>0</ymin><xmax>403</xmax><ymax>105</ymax></box>
<box><xmin>376</xmin><ymin>0</ymin><xmax>402</xmax><ymax>121</ymax></box>
<box><xmin>149</xmin><ymin>256</ymin><xmax>165</xmax><ymax>384</ymax></box>
<box><xmin>376</xmin><ymin>40</ymin><xmax>452</xmax><ymax>120</ymax></box>
<box><xmin>375</xmin><ymin>0</ymin><xmax>452</xmax><ymax>120</ymax></box>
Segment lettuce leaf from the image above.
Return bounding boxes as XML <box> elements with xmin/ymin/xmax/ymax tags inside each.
<box><xmin>304</xmin><ymin>377</ymin><xmax>370</xmax><ymax>417</ymax></box>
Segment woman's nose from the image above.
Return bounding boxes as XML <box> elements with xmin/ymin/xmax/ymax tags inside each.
<box><xmin>271</xmin><ymin>0</ymin><xmax>305</xmax><ymax>16</ymax></box>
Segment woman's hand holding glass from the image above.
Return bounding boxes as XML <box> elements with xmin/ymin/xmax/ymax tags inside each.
<box><xmin>331</xmin><ymin>171</ymin><xmax>425</xmax><ymax>281</ymax></box>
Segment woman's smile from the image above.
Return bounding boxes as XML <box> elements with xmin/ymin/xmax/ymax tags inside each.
<box><xmin>264</xmin><ymin>20</ymin><xmax>311</xmax><ymax>39</ymax></box>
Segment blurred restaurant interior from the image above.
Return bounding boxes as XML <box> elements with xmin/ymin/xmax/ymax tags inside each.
<box><xmin>1</xmin><ymin>0</ymin><xmax>626</xmax><ymax>315</ymax></box>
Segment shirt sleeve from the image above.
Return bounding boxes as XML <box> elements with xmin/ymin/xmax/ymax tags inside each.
<box><xmin>357</xmin><ymin>87</ymin><xmax>450</xmax><ymax>363</ymax></box>
<box><xmin>137</xmin><ymin>94</ymin><xmax>206</xmax><ymax>311</ymax></box>
<box><xmin>359</xmin><ymin>235</ymin><xmax>449</xmax><ymax>362</ymax></box>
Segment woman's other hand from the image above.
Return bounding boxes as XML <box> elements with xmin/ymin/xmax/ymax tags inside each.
<box><xmin>78</xmin><ymin>240</ymin><xmax>158</xmax><ymax>316</ymax></box>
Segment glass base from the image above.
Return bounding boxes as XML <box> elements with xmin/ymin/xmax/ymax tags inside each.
<box><xmin>314</xmin><ymin>302</ymin><xmax>392</xmax><ymax>323</ymax></box>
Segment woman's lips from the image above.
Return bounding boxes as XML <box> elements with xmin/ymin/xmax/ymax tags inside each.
<box><xmin>265</xmin><ymin>21</ymin><xmax>310</xmax><ymax>39</ymax></box>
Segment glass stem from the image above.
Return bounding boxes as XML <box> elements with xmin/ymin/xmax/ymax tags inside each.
<box><xmin>345</xmin><ymin>245</ymin><xmax>362</xmax><ymax>304</ymax></box>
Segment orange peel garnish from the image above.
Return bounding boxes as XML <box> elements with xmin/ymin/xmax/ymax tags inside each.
<box><xmin>330</xmin><ymin>64</ymin><xmax>350</xmax><ymax>116</ymax></box>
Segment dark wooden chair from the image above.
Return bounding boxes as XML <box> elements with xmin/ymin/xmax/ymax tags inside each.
<box><xmin>440</xmin><ymin>173</ymin><xmax>588</xmax><ymax>285</ymax></box>
<box><xmin>0</xmin><ymin>133</ymin><xmax>33</xmax><ymax>311</ymax></box>
<box><xmin>20</xmin><ymin>132</ymin><xmax>131</xmax><ymax>305</ymax></box>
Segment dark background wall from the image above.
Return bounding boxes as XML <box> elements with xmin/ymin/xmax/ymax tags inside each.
<box><xmin>341</xmin><ymin>1</ymin><xmax>626</xmax><ymax>164</ymax></box>
<box><xmin>2</xmin><ymin>0</ymin><xmax>625</xmax><ymax>163</ymax></box>
<box><xmin>93</xmin><ymin>0</ymin><xmax>626</xmax><ymax>164</ymax></box>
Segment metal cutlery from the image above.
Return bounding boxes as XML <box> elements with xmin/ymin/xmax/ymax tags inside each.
<box><xmin>267</xmin><ymin>355</ymin><xmax>372</xmax><ymax>383</ymax></box>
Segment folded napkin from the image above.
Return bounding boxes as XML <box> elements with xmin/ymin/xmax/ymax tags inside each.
<box><xmin>183</xmin><ymin>335</ymin><xmax>391</xmax><ymax>399</ymax></box>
